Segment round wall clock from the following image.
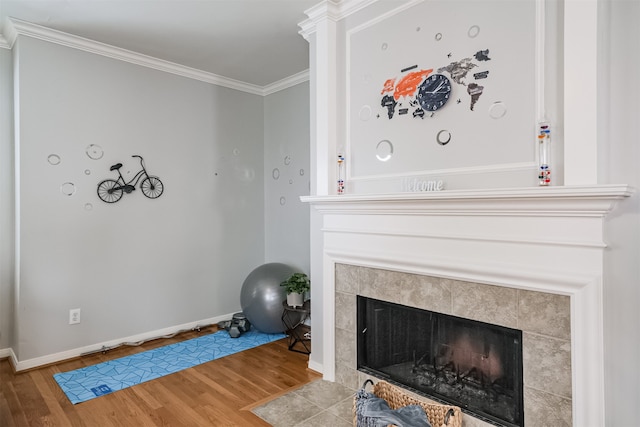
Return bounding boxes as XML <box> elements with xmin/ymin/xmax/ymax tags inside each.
<box><xmin>417</xmin><ymin>73</ymin><xmax>452</xmax><ymax>111</ymax></box>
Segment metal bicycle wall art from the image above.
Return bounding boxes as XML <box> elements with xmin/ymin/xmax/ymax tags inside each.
<box><xmin>97</xmin><ymin>155</ymin><xmax>164</xmax><ymax>203</ymax></box>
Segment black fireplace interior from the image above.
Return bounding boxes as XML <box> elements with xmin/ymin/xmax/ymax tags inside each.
<box><xmin>357</xmin><ymin>296</ymin><xmax>524</xmax><ymax>427</ymax></box>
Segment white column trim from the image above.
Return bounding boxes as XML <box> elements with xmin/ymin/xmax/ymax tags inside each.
<box><xmin>564</xmin><ymin>0</ymin><xmax>599</xmax><ymax>185</ymax></box>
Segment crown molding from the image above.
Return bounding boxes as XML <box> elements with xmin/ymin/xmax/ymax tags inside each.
<box><xmin>299</xmin><ymin>0</ymin><xmax>389</xmax><ymax>40</ymax></box>
<box><xmin>299</xmin><ymin>0</ymin><xmax>341</xmax><ymax>40</ymax></box>
<box><xmin>2</xmin><ymin>16</ymin><xmax>17</xmax><ymax>48</ymax></box>
<box><xmin>0</xmin><ymin>35</ymin><xmax>9</xmax><ymax>50</ymax></box>
<box><xmin>262</xmin><ymin>69</ymin><xmax>309</xmax><ymax>96</ymax></box>
<box><xmin>4</xmin><ymin>18</ymin><xmax>304</xmax><ymax>96</ymax></box>
<box><xmin>336</xmin><ymin>0</ymin><xmax>380</xmax><ymax>18</ymax></box>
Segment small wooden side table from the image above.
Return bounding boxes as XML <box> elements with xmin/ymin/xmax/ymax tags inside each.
<box><xmin>281</xmin><ymin>300</ymin><xmax>311</xmax><ymax>354</ymax></box>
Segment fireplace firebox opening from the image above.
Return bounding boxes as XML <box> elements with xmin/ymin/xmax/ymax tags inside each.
<box><xmin>357</xmin><ymin>296</ymin><xmax>524</xmax><ymax>427</ymax></box>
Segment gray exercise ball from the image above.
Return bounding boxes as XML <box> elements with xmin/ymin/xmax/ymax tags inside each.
<box><xmin>240</xmin><ymin>263</ymin><xmax>296</xmax><ymax>333</ymax></box>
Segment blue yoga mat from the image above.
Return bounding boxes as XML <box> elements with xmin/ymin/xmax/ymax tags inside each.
<box><xmin>54</xmin><ymin>328</ymin><xmax>286</xmax><ymax>404</ymax></box>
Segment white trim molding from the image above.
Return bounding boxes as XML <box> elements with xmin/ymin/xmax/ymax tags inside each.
<box><xmin>302</xmin><ymin>184</ymin><xmax>633</xmax><ymax>216</ymax></box>
<box><xmin>299</xmin><ymin>0</ymin><xmax>341</xmax><ymax>41</ymax></box>
<box><xmin>0</xmin><ymin>347</ymin><xmax>18</xmax><ymax>372</ymax></box>
<box><xmin>0</xmin><ymin>34</ymin><xmax>9</xmax><ymax>49</ymax></box>
<box><xmin>299</xmin><ymin>0</ymin><xmax>387</xmax><ymax>40</ymax></box>
<box><xmin>262</xmin><ymin>69</ymin><xmax>310</xmax><ymax>96</ymax></box>
<box><xmin>563</xmin><ymin>0</ymin><xmax>599</xmax><ymax>185</ymax></box>
<box><xmin>0</xmin><ymin>347</ymin><xmax>13</xmax><ymax>359</ymax></box>
<box><xmin>3</xmin><ymin>18</ymin><xmax>308</xmax><ymax>96</ymax></box>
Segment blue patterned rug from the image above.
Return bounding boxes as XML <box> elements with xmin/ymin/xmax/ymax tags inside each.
<box><xmin>54</xmin><ymin>328</ymin><xmax>286</xmax><ymax>404</ymax></box>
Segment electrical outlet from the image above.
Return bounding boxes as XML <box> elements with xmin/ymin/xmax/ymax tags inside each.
<box><xmin>69</xmin><ymin>308</ymin><xmax>81</xmax><ymax>325</ymax></box>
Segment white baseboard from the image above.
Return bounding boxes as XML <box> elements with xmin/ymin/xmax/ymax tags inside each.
<box><xmin>307</xmin><ymin>359</ymin><xmax>323</xmax><ymax>375</ymax></box>
<box><xmin>0</xmin><ymin>347</ymin><xmax>11</xmax><ymax>358</ymax></box>
<box><xmin>12</xmin><ymin>313</ymin><xmax>235</xmax><ymax>372</ymax></box>
<box><xmin>0</xmin><ymin>347</ymin><xmax>18</xmax><ymax>371</ymax></box>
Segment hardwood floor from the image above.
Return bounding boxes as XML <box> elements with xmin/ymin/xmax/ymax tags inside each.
<box><xmin>0</xmin><ymin>326</ymin><xmax>321</xmax><ymax>426</ymax></box>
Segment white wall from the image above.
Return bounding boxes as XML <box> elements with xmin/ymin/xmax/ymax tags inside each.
<box><xmin>12</xmin><ymin>36</ymin><xmax>266</xmax><ymax>362</ymax></box>
<box><xmin>0</xmin><ymin>46</ymin><xmax>14</xmax><ymax>353</ymax></box>
<box><xmin>264</xmin><ymin>82</ymin><xmax>310</xmax><ymax>273</ymax></box>
<box><xmin>600</xmin><ymin>0</ymin><xmax>640</xmax><ymax>424</ymax></box>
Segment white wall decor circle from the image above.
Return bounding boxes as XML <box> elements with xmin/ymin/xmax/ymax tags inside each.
<box><xmin>48</xmin><ymin>154</ymin><xmax>61</xmax><ymax>165</ymax></box>
<box><xmin>86</xmin><ymin>144</ymin><xmax>104</xmax><ymax>160</ymax></box>
<box><xmin>376</xmin><ymin>140</ymin><xmax>394</xmax><ymax>162</ymax></box>
<box><xmin>60</xmin><ymin>182</ymin><xmax>76</xmax><ymax>196</ymax></box>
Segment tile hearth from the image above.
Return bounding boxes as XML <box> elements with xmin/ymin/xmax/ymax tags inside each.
<box><xmin>251</xmin><ymin>379</ymin><xmax>354</xmax><ymax>426</ymax></box>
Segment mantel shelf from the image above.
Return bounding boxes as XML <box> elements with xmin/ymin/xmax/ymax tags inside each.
<box><xmin>301</xmin><ymin>184</ymin><xmax>634</xmax><ymax>217</ymax></box>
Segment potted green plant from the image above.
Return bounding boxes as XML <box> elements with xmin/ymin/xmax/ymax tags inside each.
<box><xmin>280</xmin><ymin>272</ymin><xmax>310</xmax><ymax>308</ymax></box>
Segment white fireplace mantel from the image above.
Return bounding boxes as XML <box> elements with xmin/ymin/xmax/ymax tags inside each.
<box><xmin>302</xmin><ymin>184</ymin><xmax>633</xmax><ymax>427</ymax></box>
<box><xmin>301</xmin><ymin>184</ymin><xmax>633</xmax><ymax>216</ymax></box>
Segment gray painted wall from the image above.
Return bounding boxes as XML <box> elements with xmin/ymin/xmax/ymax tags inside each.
<box><xmin>264</xmin><ymin>82</ymin><xmax>310</xmax><ymax>274</ymax></box>
<box><xmin>12</xmin><ymin>36</ymin><xmax>267</xmax><ymax>361</ymax></box>
<box><xmin>601</xmin><ymin>1</ymin><xmax>640</xmax><ymax>425</ymax></box>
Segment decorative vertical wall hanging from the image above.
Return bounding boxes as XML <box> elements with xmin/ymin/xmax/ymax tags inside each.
<box><xmin>337</xmin><ymin>154</ymin><xmax>345</xmax><ymax>194</ymax></box>
<box><xmin>537</xmin><ymin>122</ymin><xmax>551</xmax><ymax>186</ymax></box>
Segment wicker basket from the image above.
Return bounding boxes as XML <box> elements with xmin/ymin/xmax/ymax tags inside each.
<box><xmin>353</xmin><ymin>380</ymin><xmax>462</xmax><ymax>427</ymax></box>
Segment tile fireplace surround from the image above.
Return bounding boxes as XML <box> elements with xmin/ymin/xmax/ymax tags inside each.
<box><xmin>302</xmin><ymin>185</ymin><xmax>632</xmax><ymax>427</ymax></box>
<box><xmin>335</xmin><ymin>264</ymin><xmax>569</xmax><ymax>426</ymax></box>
